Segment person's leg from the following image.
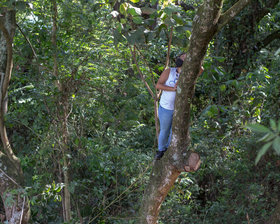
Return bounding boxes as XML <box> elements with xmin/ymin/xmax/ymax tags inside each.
<box><xmin>156</xmin><ymin>105</ymin><xmax>173</xmax><ymax>159</ymax></box>
<box><xmin>166</xmin><ymin>128</ymin><xmax>172</xmax><ymax>149</ymax></box>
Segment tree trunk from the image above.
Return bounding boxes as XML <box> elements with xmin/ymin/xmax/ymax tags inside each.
<box><xmin>61</xmin><ymin>98</ymin><xmax>72</xmax><ymax>221</ymax></box>
<box><xmin>139</xmin><ymin>0</ymin><xmax>252</xmax><ymax>223</ymax></box>
<box><xmin>0</xmin><ymin>7</ymin><xmax>30</xmax><ymax>223</ymax></box>
<box><xmin>51</xmin><ymin>1</ymin><xmax>72</xmax><ymax>220</ymax></box>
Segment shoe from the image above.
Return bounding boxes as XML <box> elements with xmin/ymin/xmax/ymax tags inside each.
<box><xmin>155</xmin><ymin>149</ymin><xmax>167</xmax><ymax>160</ymax></box>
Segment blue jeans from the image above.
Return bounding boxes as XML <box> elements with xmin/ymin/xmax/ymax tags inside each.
<box><xmin>158</xmin><ymin>105</ymin><xmax>174</xmax><ymax>151</ymax></box>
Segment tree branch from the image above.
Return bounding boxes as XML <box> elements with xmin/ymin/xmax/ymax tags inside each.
<box><xmin>130</xmin><ymin>45</ymin><xmax>155</xmax><ymax>99</ymax></box>
<box><xmin>16</xmin><ymin>23</ymin><xmax>38</xmax><ymax>59</ymax></box>
<box><xmin>257</xmin><ymin>29</ymin><xmax>280</xmax><ymax>50</ymax></box>
<box><xmin>218</xmin><ymin>0</ymin><xmax>252</xmax><ymax>32</ymax></box>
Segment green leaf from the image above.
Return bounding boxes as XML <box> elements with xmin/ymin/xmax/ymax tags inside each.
<box><xmin>257</xmin><ymin>133</ymin><xmax>270</xmax><ymax>142</ymax></box>
<box><xmin>163</xmin><ymin>18</ymin><xmax>176</xmax><ymax>27</ymax></box>
<box><xmin>127</xmin><ymin>6</ymin><xmax>142</xmax><ymax>16</ymax></box>
<box><xmin>151</xmin><ymin>0</ymin><xmax>157</xmax><ymax>6</ymax></box>
<box><xmin>133</xmin><ymin>16</ymin><xmax>143</xmax><ymax>24</ymax></box>
<box><xmin>120</xmin><ymin>3</ymin><xmax>129</xmax><ymax>15</ymax></box>
<box><xmin>278</xmin><ymin>120</ymin><xmax>280</xmax><ymax>132</ymax></box>
<box><xmin>112</xmin><ymin>29</ymin><xmax>126</xmax><ymax>45</ymax></box>
<box><xmin>204</xmin><ymin>105</ymin><xmax>219</xmax><ymax>118</ymax></box>
<box><xmin>257</xmin><ymin>133</ymin><xmax>275</xmax><ymax>143</ymax></box>
<box><xmin>126</xmin><ymin>28</ymin><xmax>145</xmax><ymax>45</ymax></box>
<box><xmin>246</xmin><ymin>124</ymin><xmax>271</xmax><ymax>133</ymax></box>
<box><xmin>163</xmin><ymin>5</ymin><xmax>180</xmax><ymax>16</ymax></box>
<box><xmin>272</xmin><ymin>137</ymin><xmax>280</xmax><ymax>155</ymax></box>
<box><xmin>14</xmin><ymin>1</ymin><xmax>29</xmax><ymax>11</ymax></box>
<box><xmin>255</xmin><ymin>141</ymin><xmax>273</xmax><ymax>164</ymax></box>
<box><xmin>213</xmin><ymin>56</ymin><xmax>226</xmax><ymax>62</ymax></box>
<box><xmin>130</xmin><ymin>0</ymin><xmax>139</xmax><ymax>3</ymax></box>
<box><xmin>220</xmin><ymin>84</ymin><xmax>226</xmax><ymax>92</ymax></box>
<box><xmin>141</xmin><ymin>7</ymin><xmax>156</xmax><ymax>15</ymax></box>
<box><xmin>270</xmin><ymin>119</ymin><xmax>277</xmax><ymax>131</ymax></box>
<box><xmin>172</xmin><ymin>14</ymin><xmax>184</xmax><ymax>25</ymax></box>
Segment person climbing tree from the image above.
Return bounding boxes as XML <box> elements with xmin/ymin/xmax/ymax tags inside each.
<box><xmin>155</xmin><ymin>53</ymin><xmax>204</xmax><ymax>160</ymax></box>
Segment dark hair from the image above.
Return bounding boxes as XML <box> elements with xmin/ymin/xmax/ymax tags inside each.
<box><xmin>175</xmin><ymin>53</ymin><xmax>186</xmax><ymax>67</ymax></box>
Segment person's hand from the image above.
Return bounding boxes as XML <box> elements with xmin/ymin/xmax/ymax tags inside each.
<box><xmin>174</xmin><ymin>82</ymin><xmax>178</xmax><ymax>91</ymax></box>
<box><xmin>199</xmin><ymin>66</ymin><xmax>204</xmax><ymax>76</ymax></box>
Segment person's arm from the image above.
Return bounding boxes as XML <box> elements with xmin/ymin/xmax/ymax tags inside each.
<box><xmin>156</xmin><ymin>68</ymin><xmax>176</xmax><ymax>91</ymax></box>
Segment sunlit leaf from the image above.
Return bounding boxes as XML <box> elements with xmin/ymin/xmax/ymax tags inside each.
<box><xmin>110</xmin><ymin>11</ymin><xmax>119</xmax><ymax>18</ymax></box>
<box><xmin>120</xmin><ymin>3</ymin><xmax>129</xmax><ymax>15</ymax></box>
<box><xmin>127</xmin><ymin>6</ymin><xmax>141</xmax><ymax>16</ymax></box>
<box><xmin>220</xmin><ymin>84</ymin><xmax>226</xmax><ymax>92</ymax></box>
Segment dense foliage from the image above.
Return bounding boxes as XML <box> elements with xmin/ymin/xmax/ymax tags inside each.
<box><xmin>0</xmin><ymin>0</ymin><xmax>279</xmax><ymax>223</ymax></box>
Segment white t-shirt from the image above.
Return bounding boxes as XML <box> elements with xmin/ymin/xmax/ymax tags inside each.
<box><xmin>159</xmin><ymin>68</ymin><xmax>179</xmax><ymax>110</ymax></box>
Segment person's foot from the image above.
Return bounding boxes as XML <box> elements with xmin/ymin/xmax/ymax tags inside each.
<box><xmin>155</xmin><ymin>149</ymin><xmax>167</xmax><ymax>160</ymax></box>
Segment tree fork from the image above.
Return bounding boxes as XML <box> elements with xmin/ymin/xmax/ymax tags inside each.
<box><xmin>139</xmin><ymin>0</ymin><xmax>252</xmax><ymax>223</ymax></box>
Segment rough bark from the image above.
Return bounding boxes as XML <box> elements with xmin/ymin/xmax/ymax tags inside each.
<box><xmin>0</xmin><ymin>7</ymin><xmax>30</xmax><ymax>223</ymax></box>
<box><xmin>139</xmin><ymin>0</ymin><xmax>252</xmax><ymax>223</ymax></box>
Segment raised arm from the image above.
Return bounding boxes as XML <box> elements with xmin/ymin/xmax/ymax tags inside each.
<box><xmin>156</xmin><ymin>68</ymin><xmax>176</xmax><ymax>91</ymax></box>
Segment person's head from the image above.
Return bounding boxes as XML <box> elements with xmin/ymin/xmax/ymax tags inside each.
<box><xmin>175</xmin><ymin>53</ymin><xmax>186</xmax><ymax>67</ymax></box>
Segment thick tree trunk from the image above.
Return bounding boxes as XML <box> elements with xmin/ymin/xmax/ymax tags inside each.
<box><xmin>139</xmin><ymin>0</ymin><xmax>251</xmax><ymax>223</ymax></box>
<box><xmin>0</xmin><ymin>7</ymin><xmax>30</xmax><ymax>223</ymax></box>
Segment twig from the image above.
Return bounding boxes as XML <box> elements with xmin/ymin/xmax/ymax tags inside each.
<box><xmin>130</xmin><ymin>45</ymin><xmax>155</xmax><ymax>99</ymax></box>
<box><xmin>16</xmin><ymin>23</ymin><xmax>38</xmax><ymax>59</ymax></box>
<box><xmin>133</xmin><ymin>45</ymin><xmax>162</xmax><ymax>101</ymax></box>
<box><xmin>0</xmin><ymin>168</ymin><xmax>20</xmax><ymax>187</ymax></box>
<box><xmin>165</xmin><ymin>27</ymin><xmax>173</xmax><ymax>69</ymax></box>
<box><xmin>19</xmin><ymin>196</ymin><xmax>26</xmax><ymax>224</ymax></box>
